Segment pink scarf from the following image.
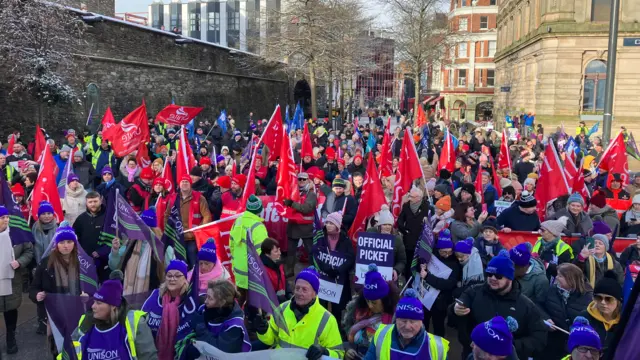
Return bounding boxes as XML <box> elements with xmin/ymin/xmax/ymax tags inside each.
<box><xmin>126</xmin><ymin>166</ymin><xmax>139</xmax><ymax>182</ymax></box>
<box><xmin>157</xmin><ymin>293</ymin><xmax>180</xmax><ymax>360</ymax></box>
<box><xmin>188</xmin><ymin>262</ymin><xmax>225</xmax><ymax>293</ymax></box>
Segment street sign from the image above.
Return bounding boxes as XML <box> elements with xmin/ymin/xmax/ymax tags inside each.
<box><xmin>501</xmin><ymin>86</ymin><xmax>511</xmax><ymax>92</ymax></box>
<box><xmin>623</xmin><ymin>38</ymin><xmax>640</xmax><ymax>46</ymax></box>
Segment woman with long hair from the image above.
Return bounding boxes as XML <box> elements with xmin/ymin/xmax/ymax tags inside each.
<box><xmin>187</xmin><ymin>239</ymin><xmax>231</xmax><ymax>294</ymax></box>
<box><xmin>342</xmin><ymin>264</ymin><xmax>399</xmax><ymax>360</ymax></box>
<box><xmin>449</xmin><ymin>202</ymin><xmax>486</xmax><ymax>242</ymax></box>
<box><xmin>539</xmin><ymin>263</ymin><xmax>593</xmax><ymax>359</ymax></box>
<box><xmin>142</xmin><ymin>260</ymin><xmax>194</xmax><ymax>360</ymax></box>
<box><xmin>580</xmin><ymin>271</ymin><xmax>623</xmax><ymax>358</ymax></box>
<box><xmin>68</xmin><ymin>279</ymin><xmax>157</xmax><ymax>360</ymax></box>
<box><xmin>185</xmin><ymin>280</ymin><xmax>251</xmax><ymax>358</ymax></box>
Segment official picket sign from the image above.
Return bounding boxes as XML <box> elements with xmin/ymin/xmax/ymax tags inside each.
<box><xmin>354</xmin><ymin>232</ymin><xmax>395</xmax><ymax>284</ymax></box>
<box><xmin>317</xmin><ymin>276</ymin><xmax>344</xmax><ymax>304</ymax></box>
<box><xmin>494</xmin><ymin>200</ymin><xmax>513</xmax><ymax>217</ymax></box>
<box><xmin>413</xmin><ymin>256</ymin><xmax>452</xmax><ymax>310</ymax></box>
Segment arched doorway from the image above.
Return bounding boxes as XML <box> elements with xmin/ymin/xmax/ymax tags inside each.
<box><xmin>475</xmin><ymin>101</ymin><xmax>493</xmax><ymax>121</ymax></box>
<box><xmin>294</xmin><ymin>79</ymin><xmax>312</xmax><ymax>118</ymax></box>
<box><xmin>452</xmin><ymin>100</ymin><xmax>466</xmax><ymax>122</ymax></box>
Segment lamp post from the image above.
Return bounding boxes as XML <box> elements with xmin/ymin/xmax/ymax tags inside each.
<box><xmin>602</xmin><ymin>0</ymin><xmax>621</xmax><ymax>145</ymax></box>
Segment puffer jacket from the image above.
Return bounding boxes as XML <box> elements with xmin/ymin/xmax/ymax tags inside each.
<box><xmin>517</xmin><ymin>257</ymin><xmax>549</xmax><ymax>308</ymax></box>
<box><xmin>539</xmin><ymin>283</ymin><xmax>593</xmax><ymax>360</ymax></box>
<box><xmin>449</xmin><ymin>219</ymin><xmax>482</xmax><ymax>243</ymax></box>
<box><xmin>62</xmin><ymin>183</ymin><xmax>88</xmax><ymax>225</ymax></box>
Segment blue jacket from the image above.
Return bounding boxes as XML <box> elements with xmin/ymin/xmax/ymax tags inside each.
<box><xmin>53</xmin><ymin>154</ymin><xmax>69</xmax><ymax>184</ymax></box>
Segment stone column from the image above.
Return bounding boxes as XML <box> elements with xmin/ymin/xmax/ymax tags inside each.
<box><xmin>239</xmin><ymin>0</ymin><xmax>247</xmax><ymax>51</ymax></box>
<box><xmin>220</xmin><ymin>0</ymin><xmax>228</xmax><ymax>47</ymax></box>
<box><xmin>201</xmin><ymin>2</ymin><xmax>207</xmax><ymax>41</ymax></box>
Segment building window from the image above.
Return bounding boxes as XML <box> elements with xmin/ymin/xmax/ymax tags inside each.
<box><xmin>458</xmin><ymin>69</ymin><xmax>467</xmax><ymax>87</ymax></box>
<box><xmin>591</xmin><ymin>0</ymin><xmax>610</xmax><ymax>22</ymax></box>
<box><xmin>170</xmin><ymin>3</ymin><xmax>181</xmax><ymax>32</ymax></box>
<box><xmin>490</xmin><ymin>0</ymin><xmax>496</xmax><ymax>5</ymax></box>
<box><xmin>488</xmin><ymin>41</ymin><xmax>497</xmax><ymax>57</ymax></box>
<box><xmin>487</xmin><ymin>69</ymin><xmax>495</xmax><ymax>87</ymax></box>
<box><xmin>478</xmin><ymin>41</ymin><xmax>484</xmax><ymax>57</ymax></box>
<box><xmin>458</xmin><ymin>42</ymin><xmax>467</xmax><ymax>58</ymax></box>
<box><xmin>459</xmin><ymin>18</ymin><xmax>468</xmax><ymax>31</ymax></box>
<box><xmin>460</xmin><ymin>0</ymin><xmax>468</xmax><ymax>7</ymax></box>
<box><xmin>207</xmin><ymin>11</ymin><xmax>220</xmax><ymax>43</ymax></box>
<box><xmin>583</xmin><ymin>60</ymin><xmax>607</xmax><ymax>112</ymax></box>
<box><xmin>151</xmin><ymin>4</ymin><xmax>164</xmax><ymax>29</ymax></box>
<box><xmin>189</xmin><ymin>10</ymin><xmax>200</xmax><ymax>32</ymax></box>
<box><xmin>480</xmin><ymin>16</ymin><xmax>488</xmax><ymax>29</ymax></box>
<box><xmin>227</xmin><ymin>0</ymin><xmax>240</xmax><ymax>49</ymax></box>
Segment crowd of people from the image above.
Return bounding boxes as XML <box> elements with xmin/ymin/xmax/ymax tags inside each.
<box><xmin>0</xmin><ymin>111</ymin><xmax>638</xmax><ymax>360</ymax></box>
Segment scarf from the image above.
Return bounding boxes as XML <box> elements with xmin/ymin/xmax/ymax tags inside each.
<box><xmin>462</xmin><ymin>248</ymin><xmax>485</xmax><ymax>285</ymax></box>
<box><xmin>104</xmin><ymin>178</ymin><xmax>116</xmax><ymax>188</ymax></box>
<box><xmin>555</xmin><ymin>282</ymin><xmax>571</xmax><ymax>303</ymax></box>
<box><xmin>188</xmin><ymin>261</ymin><xmax>226</xmax><ymax>293</ymax></box>
<box><xmin>157</xmin><ymin>293</ymin><xmax>181</xmax><ymax>360</ymax></box>
<box><xmin>0</xmin><ymin>228</ymin><xmax>14</xmax><ymax>296</ymax></box>
<box><xmin>327</xmin><ymin>230</ymin><xmax>340</xmax><ymax>251</ymax></box>
<box><xmin>123</xmin><ymin>241</ymin><xmax>151</xmax><ymax>296</ymax></box>
<box><xmin>541</xmin><ymin>238</ymin><xmax>559</xmax><ymax>252</ymax></box>
<box><xmin>126</xmin><ymin>166</ymin><xmax>139</xmax><ymax>182</ymax></box>
<box><xmin>53</xmin><ymin>257</ymin><xmax>79</xmax><ymax>295</ymax></box>
<box><xmin>410</xmin><ymin>200</ymin><xmax>421</xmax><ymax>214</ymax></box>
<box><xmin>32</xmin><ymin>220</ymin><xmax>57</xmax><ymax>264</ymax></box>
<box><xmin>587</xmin><ymin>253</ymin><xmax>614</xmax><ymax>288</ymax></box>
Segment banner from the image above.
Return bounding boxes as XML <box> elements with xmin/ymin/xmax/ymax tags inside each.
<box><xmin>499</xmin><ymin>231</ymin><xmax>633</xmax><ymax>254</ymax></box>
<box><xmin>494</xmin><ymin>201</ymin><xmax>513</xmax><ymax>217</ymax></box>
<box><xmin>194</xmin><ymin>341</ymin><xmax>338</xmax><ymax>360</ymax></box>
<box><xmin>354</xmin><ymin>232</ymin><xmax>395</xmax><ymax>284</ymax></box>
<box><xmin>314</xmin><ymin>249</ymin><xmax>348</xmax><ymax>304</ymax></box>
<box><xmin>155</xmin><ymin>105</ymin><xmax>204</xmax><ymax>126</ymax></box>
<box><xmin>413</xmin><ymin>255</ymin><xmax>452</xmax><ymax>310</ymax></box>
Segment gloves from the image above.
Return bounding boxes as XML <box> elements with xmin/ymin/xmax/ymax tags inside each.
<box><xmin>185</xmin><ymin>343</ymin><xmax>201</xmax><ymax>360</ymax></box>
<box><xmin>306</xmin><ymin>344</ymin><xmax>328</xmax><ymax>360</ymax></box>
<box><xmin>188</xmin><ymin>313</ymin><xmax>207</xmax><ymax>336</ymax></box>
<box><xmin>283</xmin><ymin>199</ymin><xmax>294</xmax><ymax>207</ymax></box>
<box><xmin>253</xmin><ymin>315</ymin><xmax>269</xmax><ymax>335</ymax></box>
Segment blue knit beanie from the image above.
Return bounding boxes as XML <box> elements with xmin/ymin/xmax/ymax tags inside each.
<box><xmin>38</xmin><ymin>201</ymin><xmax>55</xmax><ymax>217</ymax></box>
<box><xmin>395</xmin><ymin>289</ymin><xmax>424</xmax><ymax>320</ymax></box>
<box><xmin>198</xmin><ymin>238</ymin><xmax>218</xmax><ymax>264</ymax></box>
<box><xmin>296</xmin><ymin>267</ymin><xmax>320</xmax><ymax>293</ymax></box>
<box><xmin>166</xmin><ymin>260</ymin><xmax>188</xmax><ymax>277</ymax></box>
<box><xmin>509</xmin><ymin>243</ymin><xmax>532</xmax><ymax>267</ymax></box>
<box><xmin>471</xmin><ymin>316</ymin><xmax>518</xmax><ymax>356</ymax></box>
<box><xmin>567</xmin><ymin>316</ymin><xmax>602</xmax><ymax>352</ymax></box>
<box><xmin>140</xmin><ymin>209</ymin><xmax>157</xmax><ymax>228</ymax></box>
<box><xmin>454</xmin><ymin>237</ymin><xmax>474</xmax><ymax>254</ymax></box>
<box><xmin>364</xmin><ymin>264</ymin><xmax>389</xmax><ymax>301</ymax></box>
<box><xmin>0</xmin><ymin>206</ymin><xmax>7</xmax><ymax>218</ymax></box>
<box><xmin>435</xmin><ymin>229</ymin><xmax>453</xmax><ymax>249</ymax></box>
<box><xmin>53</xmin><ymin>221</ymin><xmax>77</xmax><ymax>244</ymax></box>
<box><xmin>486</xmin><ymin>250</ymin><xmax>515</xmax><ymax>280</ymax></box>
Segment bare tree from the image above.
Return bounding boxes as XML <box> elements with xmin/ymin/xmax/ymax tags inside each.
<box><xmin>0</xmin><ymin>0</ymin><xmax>86</xmax><ymax>124</ymax></box>
<box><xmin>381</xmin><ymin>0</ymin><xmax>451</xmax><ymax>118</ymax></box>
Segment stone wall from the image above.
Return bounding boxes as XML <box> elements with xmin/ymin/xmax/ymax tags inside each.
<box><xmin>0</xmin><ymin>8</ymin><xmax>291</xmax><ymax>142</ymax></box>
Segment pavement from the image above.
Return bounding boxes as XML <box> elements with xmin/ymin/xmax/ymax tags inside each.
<box><xmin>0</xmin><ymin>294</ymin><xmax>46</xmax><ymax>360</ymax></box>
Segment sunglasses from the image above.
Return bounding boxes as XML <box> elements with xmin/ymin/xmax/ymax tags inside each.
<box><xmin>594</xmin><ymin>294</ymin><xmax>617</xmax><ymax>304</ymax></box>
<box><xmin>576</xmin><ymin>346</ymin><xmax>601</xmax><ymax>358</ymax></box>
<box><xmin>485</xmin><ymin>272</ymin><xmax>504</xmax><ymax>280</ymax></box>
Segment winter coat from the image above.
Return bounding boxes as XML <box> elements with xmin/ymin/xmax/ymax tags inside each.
<box><xmin>589</xmin><ymin>205</ymin><xmax>620</xmax><ymax>237</ymax></box>
<box><xmin>496</xmin><ymin>205</ymin><xmax>541</xmax><ymax>232</ymax></box>
<box><xmin>397</xmin><ymin>200</ymin><xmax>433</xmax><ymax>253</ymax></box>
<box><xmin>118</xmin><ymin>163</ymin><xmax>141</xmax><ymax>190</ymax></box>
<box><xmin>287</xmin><ymin>189</ymin><xmax>318</xmax><ymax>239</ymax></box>
<box><xmin>72</xmin><ymin>160</ymin><xmax>95</xmax><ymax>190</ymax></box>
<box><xmin>449</xmin><ymin>219</ymin><xmax>482</xmax><ymax>243</ymax></box>
<box><xmin>321</xmin><ymin>193</ymin><xmax>357</xmax><ymax>231</ymax></box>
<box><xmin>450</xmin><ymin>282</ymin><xmax>548</xmax><ymax>360</ymax></box>
<box><xmin>574</xmin><ymin>254</ymin><xmax>625</xmax><ymax>287</ymax></box>
<box><xmin>72</xmin><ymin>206</ymin><xmax>106</xmax><ymax>256</ymax></box>
<box><xmin>31</xmin><ymin>220</ymin><xmax>58</xmax><ymax>264</ymax></box>
<box><xmin>0</xmin><ymin>242</ymin><xmax>34</xmax><ymax>312</ymax></box>
<box><xmin>188</xmin><ymin>302</ymin><xmax>248</xmax><ymax>355</ymax></box>
<box><xmin>432</xmin><ymin>209</ymin><xmax>454</xmax><ymax>234</ymax></box>
<box><xmin>548</xmin><ymin>208</ymin><xmax>593</xmax><ymax>237</ymax></box>
<box><xmin>95</xmin><ymin>180</ymin><xmax>126</xmax><ymax>205</ymax></box>
<box><xmin>473</xmin><ymin>236</ymin><xmax>506</xmax><ymax>266</ymax></box>
<box><xmin>538</xmin><ymin>283</ymin><xmax>593</xmax><ymax>360</ymax></box>
<box><xmin>312</xmin><ymin>230</ymin><xmax>355</xmax><ymax>308</ymax></box>
<box><xmin>62</xmin><ymin>183</ymin><xmax>88</xmax><ymax>225</ymax></box>
<box><xmin>580</xmin><ymin>303</ymin><xmax>619</xmax><ymax>358</ymax></box>
<box><xmin>619</xmin><ymin>244</ymin><xmax>640</xmax><ymax>268</ymax></box>
<box><xmin>29</xmin><ymin>255</ymin><xmax>82</xmax><ymax>303</ymax></box>
<box><xmin>419</xmin><ymin>253</ymin><xmax>462</xmax><ymax>314</ymax></box>
<box><xmin>517</xmin><ymin>258</ymin><xmax>549</xmax><ymax>308</ymax></box>
<box><xmin>366</xmin><ymin>227</ymin><xmax>407</xmax><ymax>277</ymax></box>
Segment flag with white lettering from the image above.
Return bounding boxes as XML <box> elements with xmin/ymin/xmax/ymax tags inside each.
<box><xmin>155</xmin><ymin>104</ymin><xmax>204</xmax><ymax>126</ymax></box>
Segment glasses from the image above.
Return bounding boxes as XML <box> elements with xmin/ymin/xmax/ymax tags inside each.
<box><xmin>166</xmin><ymin>273</ymin><xmax>184</xmax><ymax>280</ymax></box>
<box><xmin>594</xmin><ymin>294</ymin><xmax>617</xmax><ymax>304</ymax></box>
<box><xmin>297</xmin><ymin>178</ymin><xmax>308</xmax><ymax>182</ymax></box>
<box><xmin>576</xmin><ymin>346</ymin><xmax>601</xmax><ymax>358</ymax></box>
<box><xmin>485</xmin><ymin>272</ymin><xmax>504</xmax><ymax>280</ymax></box>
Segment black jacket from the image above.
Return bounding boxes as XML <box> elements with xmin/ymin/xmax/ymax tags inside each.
<box><xmin>419</xmin><ymin>253</ymin><xmax>461</xmax><ymax>313</ymax></box>
<box><xmin>473</xmin><ymin>236</ymin><xmax>506</xmax><ymax>267</ymax></box>
<box><xmin>187</xmin><ymin>302</ymin><xmax>247</xmax><ymax>357</ymax></box>
<box><xmin>539</xmin><ymin>284</ymin><xmax>593</xmax><ymax>359</ymax></box>
<box><xmin>72</xmin><ymin>206</ymin><xmax>106</xmax><ymax>255</ymax></box>
<box><xmin>29</xmin><ymin>256</ymin><xmax>82</xmax><ymax>303</ymax></box>
<box><xmin>496</xmin><ymin>206</ymin><xmax>541</xmax><ymax>232</ymax></box>
<box><xmin>72</xmin><ymin>160</ymin><xmax>95</xmax><ymax>190</ymax></box>
<box><xmin>619</xmin><ymin>244</ymin><xmax>640</xmax><ymax>268</ymax></box>
<box><xmin>397</xmin><ymin>200</ymin><xmax>433</xmax><ymax>253</ymax></box>
<box><xmin>580</xmin><ymin>306</ymin><xmax>618</xmax><ymax>359</ymax></box>
<box><xmin>321</xmin><ymin>193</ymin><xmax>358</xmax><ymax>231</ymax></box>
<box><xmin>95</xmin><ymin>181</ymin><xmax>126</xmax><ymax>205</ymax></box>
<box><xmin>514</xmin><ymin>161</ymin><xmax>535</xmax><ymax>184</ymax></box>
<box><xmin>451</xmin><ymin>282</ymin><xmax>548</xmax><ymax>360</ymax></box>
<box><xmin>313</xmin><ymin>230</ymin><xmax>355</xmax><ymax>306</ymax></box>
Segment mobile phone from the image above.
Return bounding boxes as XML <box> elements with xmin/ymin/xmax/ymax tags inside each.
<box><xmin>455</xmin><ymin>298</ymin><xmax>466</xmax><ymax>307</ymax></box>
<box><xmin>587</xmin><ymin>237</ymin><xmax>595</xmax><ymax>249</ymax></box>
<box><xmin>482</xmin><ymin>204</ymin><xmax>488</xmax><ymax>213</ymax></box>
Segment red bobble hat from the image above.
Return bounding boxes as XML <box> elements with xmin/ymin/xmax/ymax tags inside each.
<box><xmin>200</xmin><ymin>157</ymin><xmax>212</xmax><ymax>166</ymax></box>
<box><xmin>140</xmin><ymin>167</ymin><xmax>154</xmax><ymax>181</ymax></box>
<box><xmin>232</xmin><ymin>174</ymin><xmax>247</xmax><ymax>188</ymax></box>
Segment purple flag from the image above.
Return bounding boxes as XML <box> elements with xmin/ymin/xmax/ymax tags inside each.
<box><xmin>246</xmin><ymin>229</ymin><xmax>289</xmax><ymax>335</ymax></box>
<box><xmin>57</xmin><ymin>152</ymin><xmax>74</xmax><ymax>199</ymax></box>
<box><xmin>0</xmin><ymin>174</ymin><xmax>34</xmax><ymax>245</ymax></box>
<box><xmin>411</xmin><ymin>218</ymin><xmax>435</xmax><ymax>275</ymax></box>
<box><xmin>102</xmin><ymin>189</ymin><xmax>165</xmax><ymax>261</ymax></box>
<box><xmin>45</xmin><ymin>294</ymin><xmax>86</xmax><ymax>360</ymax></box>
<box><xmin>614</xmin><ymin>278</ymin><xmax>640</xmax><ymax>360</ymax></box>
<box><xmin>161</xmin><ymin>194</ymin><xmax>187</xmax><ymax>261</ymax></box>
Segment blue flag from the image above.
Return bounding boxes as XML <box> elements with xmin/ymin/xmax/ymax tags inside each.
<box><xmin>285</xmin><ymin>104</ymin><xmax>291</xmax><ymax>131</ymax></box>
<box><xmin>421</xmin><ymin>125</ymin><xmax>430</xmax><ymax>149</ymax></box>
<box><xmin>588</xmin><ymin>122</ymin><xmax>599</xmax><ymax>137</ymax></box>
<box><xmin>446</xmin><ymin>129</ymin><xmax>459</xmax><ymax>150</ymax></box>
<box><xmin>292</xmin><ymin>102</ymin><xmax>304</xmax><ymax>131</ymax></box>
<box><xmin>0</xmin><ymin>174</ymin><xmax>34</xmax><ymax>245</ymax></box>
<box><xmin>57</xmin><ymin>153</ymin><xmax>74</xmax><ymax>199</ymax></box>
<box><xmin>505</xmin><ymin>115</ymin><xmax>513</xmax><ymax>128</ymax></box>
<box><xmin>366</xmin><ymin>133</ymin><xmax>377</xmax><ymax>153</ymax></box>
<box><xmin>217</xmin><ymin>110</ymin><xmax>228</xmax><ymax>134</ymax></box>
<box><xmin>161</xmin><ymin>194</ymin><xmax>187</xmax><ymax>261</ymax></box>
<box><xmin>186</xmin><ymin>118</ymin><xmax>195</xmax><ymax>141</ymax></box>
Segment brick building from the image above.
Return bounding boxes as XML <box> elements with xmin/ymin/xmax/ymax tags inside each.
<box><xmin>442</xmin><ymin>0</ymin><xmax>498</xmax><ymax>122</ymax></box>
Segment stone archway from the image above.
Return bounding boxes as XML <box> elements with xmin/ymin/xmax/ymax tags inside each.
<box><xmin>452</xmin><ymin>100</ymin><xmax>466</xmax><ymax>122</ymax></box>
<box><xmin>294</xmin><ymin>79</ymin><xmax>312</xmax><ymax>118</ymax></box>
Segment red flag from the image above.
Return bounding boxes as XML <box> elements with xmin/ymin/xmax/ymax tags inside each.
<box><xmin>498</xmin><ymin>129</ymin><xmax>511</xmax><ymax>171</ymax></box>
<box><xmin>34</xmin><ymin>125</ymin><xmax>47</xmax><ymax>163</ymax></box>
<box><xmin>32</xmin><ymin>148</ymin><xmax>63</xmax><ymax>222</ymax></box>
<box><xmin>241</xmin><ymin>106</ymin><xmax>284</xmax><ymax>209</ymax></box>
<box><xmin>349</xmin><ymin>152</ymin><xmax>387</xmax><ymax>240</ymax></box>
<box><xmin>475</xmin><ymin>168</ymin><xmax>484</xmax><ymax>203</ymax></box>
<box><xmin>598</xmin><ymin>131</ymin><xmax>630</xmax><ymax>186</ymax></box>
<box><xmin>192</xmin><ymin>213</ymin><xmax>242</xmax><ymax>283</ymax></box>
<box><xmin>275</xmin><ymin>110</ymin><xmax>300</xmax><ymax>215</ymax></box>
<box><xmin>490</xmin><ymin>157</ymin><xmax>502</xmax><ymax>198</ymax></box>
<box><xmin>415</xmin><ymin>105</ymin><xmax>427</xmax><ymax>128</ymax></box>
<box><xmin>136</xmin><ymin>142</ymin><xmax>151</xmax><ymax>168</ymax></box>
<box><xmin>101</xmin><ymin>107</ymin><xmax>117</xmax><ymax>142</ymax></box>
<box><xmin>379</xmin><ymin>117</ymin><xmax>393</xmax><ymax>178</ymax></box>
<box><xmin>176</xmin><ymin>128</ymin><xmax>196</xmax><ymax>183</ymax></box>
<box><xmin>391</xmin><ymin>129</ymin><xmax>423</xmax><ymax>218</ymax></box>
<box><xmin>110</xmin><ymin>103</ymin><xmax>149</xmax><ymax>157</ymax></box>
<box><xmin>437</xmin><ymin>130</ymin><xmax>456</xmax><ymax>175</ymax></box>
<box><xmin>301</xmin><ymin>123</ymin><xmax>313</xmax><ymax>159</ymax></box>
<box><xmin>155</xmin><ymin>104</ymin><xmax>204</xmax><ymax>126</ymax></box>
<box><xmin>565</xmin><ymin>157</ymin><xmax>590</xmax><ymax>203</ymax></box>
<box><xmin>160</xmin><ymin>159</ymin><xmax>174</xmax><ymax>193</ymax></box>
<box><xmin>7</xmin><ymin>134</ymin><xmax>15</xmax><ymax>156</ymax></box>
<box><xmin>536</xmin><ymin>139</ymin><xmax>571</xmax><ymax>219</ymax></box>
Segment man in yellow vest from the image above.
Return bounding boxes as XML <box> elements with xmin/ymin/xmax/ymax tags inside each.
<box><xmin>561</xmin><ymin>317</ymin><xmax>602</xmax><ymax>360</ymax></box>
<box><xmin>255</xmin><ymin>267</ymin><xmax>345</xmax><ymax>359</ymax></box>
<box><xmin>468</xmin><ymin>316</ymin><xmax>519</xmax><ymax>360</ymax></box>
<box><xmin>532</xmin><ymin>216</ymin><xmax>574</xmax><ymax>279</ymax></box>
<box><xmin>365</xmin><ymin>289</ymin><xmax>449</xmax><ymax>360</ymax></box>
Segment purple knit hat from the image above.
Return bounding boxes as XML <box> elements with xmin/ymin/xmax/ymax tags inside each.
<box><xmin>67</xmin><ymin>173</ymin><xmax>80</xmax><ymax>184</ymax></box>
<box><xmin>395</xmin><ymin>289</ymin><xmax>423</xmax><ymax>320</ymax></box>
<box><xmin>509</xmin><ymin>243</ymin><xmax>532</xmax><ymax>267</ymax></box>
<box><xmin>454</xmin><ymin>238</ymin><xmax>474</xmax><ymax>254</ymax></box>
<box><xmin>435</xmin><ymin>229</ymin><xmax>453</xmax><ymax>249</ymax></box>
<box><xmin>216</xmin><ymin>155</ymin><xmax>225</xmax><ymax>164</ymax></box>
<box><xmin>140</xmin><ymin>209</ymin><xmax>157</xmax><ymax>228</ymax></box>
<box><xmin>101</xmin><ymin>166</ymin><xmax>113</xmax><ymax>176</ymax></box>
<box><xmin>0</xmin><ymin>206</ymin><xmax>7</xmax><ymax>217</ymax></box>
<box><xmin>364</xmin><ymin>264</ymin><xmax>389</xmax><ymax>301</ymax></box>
<box><xmin>166</xmin><ymin>260</ymin><xmax>188</xmax><ymax>277</ymax></box>
<box><xmin>567</xmin><ymin>316</ymin><xmax>602</xmax><ymax>352</ymax></box>
<box><xmin>198</xmin><ymin>238</ymin><xmax>218</xmax><ymax>264</ymax></box>
<box><xmin>296</xmin><ymin>267</ymin><xmax>320</xmax><ymax>293</ymax></box>
<box><xmin>53</xmin><ymin>221</ymin><xmax>77</xmax><ymax>244</ymax></box>
<box><xmin>93</xmin><ymin>279</ymin><xmax>123</xmax><ymax>307</ymax></box>
<box><xmin>38</xmin><ymin>201</ymin><xmax>55</xmax><ymax>217</ymax></box>
<box><xmin>471</xmin><ymin>316</ymin><xmax>518</xmax><ymax>356</ymax></box>
<box><xmin>591</xmin><ymin>220</ymin><xmax>612</xmax><ymax>235</ymax></box>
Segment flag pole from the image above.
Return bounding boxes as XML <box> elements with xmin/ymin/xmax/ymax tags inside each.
<box><xmin>115</xmin><ymin>189</ymin><xmax>120</xmax><ymax>239</ymax></box>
